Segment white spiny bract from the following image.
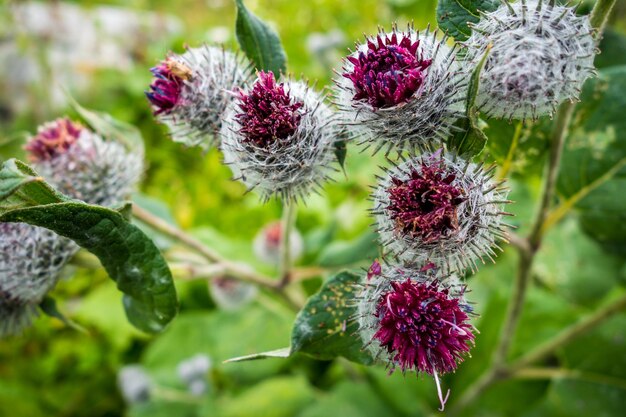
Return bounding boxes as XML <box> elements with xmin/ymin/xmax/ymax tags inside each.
<box><xmin>0</xmin><ymin>223</ymin><xmax>76</xmax><ymax>336</ymax></box>
<box><xmin>220</xmin><ymin>72</ymin><xmax>338</xmax><ymax>202</ymax></box>
<box><xmin>465</xmin><ymin>0</ymin><xmax>596</xmax><ymax>120</ymax></box>
<box><xmin>147</xmin><ymin>45</ymin><xmax>252</xmax><ymax>149</ymax></box>
<box><xmin>32</xmin><ymin>127</ymin><xmax>143</xmax><ymax>208</ymax></box>
<box><xmin>372</xmin><ymin>151</ymin><xmax>509</xmax><ymax>274</ymax></box>
<box><xmin>335</xmin><ymin>25</ymin><xmax>467</xmax><ymax>155</ymax></box>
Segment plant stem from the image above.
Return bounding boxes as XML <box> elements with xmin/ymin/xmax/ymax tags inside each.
<box><xmin>590</xmin><ymin>0</ymin><xmax>617</xmax><ymax>35</ymax></box>
<box><xmin>132</xmin><ymin>204</ymin><xmax>277</xmax><ymax>289</ymax></box>
<box><xmin>510</xmin><ymin>292</ymin><xmax>626</xmax><ymax>371</ymax></box>
<box><xmin>278</xmin><ymin>200</ymin><xmax>296</xmax><ymax>287</ymax></box>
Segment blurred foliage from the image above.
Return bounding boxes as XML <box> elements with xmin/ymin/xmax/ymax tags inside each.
<box><xmin>0</xmin><ymin>0</ymin><xmax>625</xmax><ymax>416</ymax></box>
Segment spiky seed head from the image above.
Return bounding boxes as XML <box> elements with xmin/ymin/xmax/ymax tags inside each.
<box><xmin>252</xmin><ymin>220</ymin><xmax>304</xmax><ymax>265</ymax></box>
<box><xmin>465</xmin><ymin>0</ymin><xmax>596</xmax><ymax>120</ymax></box>
<box><xmin>27</xmin><ymin>120</ymin><xmax>143</xmax><ymax>208</ymax></box>
<box><xmin>221</xmin><ymin>71</ymin><xmax>338</xmax><ymax>202</ymax></box>
<box><xmin>372</xmin><ymin>150</ymin><xmax>509</xmax><ymax>274</ymax></box>
<box><xmin>356</xmin><ymin>262</ymin><xmax>475</xmax><ymax>375</ymax></box>
<box><xmin>0</xmin><ymin>223</ymin><xmax>77</xmax><ymax>336</ymax></box>
<box><xmin>147</xmin><ymin>45</ymin><xmax>252</xmax><ymax>149</ymax></box>
<box><xmin>335</xmin><ymin>25</ymin><xmax>467</xmax><ymax>155</ymax></box>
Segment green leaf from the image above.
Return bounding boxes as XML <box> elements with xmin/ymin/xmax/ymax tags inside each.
<box><xmin>291</xmin><ymin>271</ymin><xmax>373</xmax><ymax>365</ymax></box>
<box><xmin>557</xmin><ymin>66</ymin><xmax>626</xmax><ymax>251</ymax></box>
<box><xmin>39</xmin><ymin>296</ymin><xmax>88</xmax><ymax>334</ymax></box>
<box><xmin>0</xmin><ymin>159</ymin><xmax>177</xmax><ymax>333</ymax></box>
<box><xmin>436</xmin><ymin>0</ymin><xmax>499</xmax><ymax>42</ymax></box>
<box><xmin>316</xmin><ymin>231</ymin><xmax>379</xmax><ymax>267</ymax></box>
<box><xmin>235</xmin><ymin>0</ymin><xmax>287</xmax><ymax>75</ymax></box>
<box><xmin>334</xmin><ymin>140</ymin><xmax>347</xmax><ymax>172</ymax></box>
<box><xmin>69</xmin><ymin>96</ymin><xmax>144</xmax><ymax>153</ymax></box>
<box><xmin>596</xmin><ymin>29</ymin><xmax>626</xmax><ymax>69</ymax></box>
<box><xmin>224</xmin><ymin>347</ymin><xmax>292</xmax><ymax>363</ymax></box>
<box><xmin>447</xmin><ymin>45</ymin><xmax>490</xmax><ymax>157</ymax></box>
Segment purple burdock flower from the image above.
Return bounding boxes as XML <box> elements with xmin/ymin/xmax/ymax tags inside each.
<box><xmin>386</xmin><ymin>158</ymin><xmax>466</xmax><ymax>244</ymax></box>
<box><xmin>146</xmin><ymin>57</ymin><xmax>191</xmax><ymax>116</ymax></box>
<box><xmin>24</xmin><ymin>118</ymin><xmax>83</xmax><ymax>162</ymax></box>
<box><xmin>221</xmin><ymin>72</ymin><xmax>338</xmax><ymax>202</ymax></box>
<box><xmin>356</xmin><ymin>263</ymin><xmax>475</xmax><ymax>410</ymax></box>
<box><xmin>344</xmin><ymin>32</ymin><xmax>431</xmax><ymax>109</ymax></box>
<box><xmin>335</xmin><ymin>25</ymin><xmax>467</xmax><ymax>155</ymax></box>
<box><xmin>373</xmin><ymin>150</ymin><xmax>511</xmax><ymax>274</ymax></box>
<box><xmin>373</xmin><ymin>278</ymin><xmax>474</xmax><ymax>374</ymax></box>
<box><xmin>235</xmin><ymin>71</ymin><xmax>303</xmax><ymax>148</ymax></box>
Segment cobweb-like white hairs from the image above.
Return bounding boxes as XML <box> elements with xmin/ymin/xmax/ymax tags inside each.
<box><xmin>335</xmin><ymin>25</ymin><xmax>468</xmax><ymax>155</ymax></box>
<box><xmin>0</xmin><ymin>223</ymin><xmax>76</xmax><ymax>336</ymax></box>
<box><xmin>221</xmin><ymin>80</ymin><xmax>338</xmax><ymax>202</ymax></box>
<box><xmin>372</xmin><ymin>151</ymin><xmax>510</xmax><ymax>274</ymax></box>
<box><xmin>465</xmin><ymin>0</ymin><xmax>596</xmax><ymax>120</ymax></box>
<box><xmin>33</xmin><ymin>128</ymin><xmax>144</xmax><ymax>208</ymax></box>
<box><xmin>157</xmin><ymin>46</ymin><xmax>252</xmax><ymax>149</ymax></box>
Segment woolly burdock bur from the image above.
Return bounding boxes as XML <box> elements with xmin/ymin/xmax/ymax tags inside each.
<box><xmin>146</xmin><ymin>45</ymin><xmax>252</xmax><ymax>149</ymax></box>
<box><xmin>372</xmin><ymin>151</ymin><xmax>510</xmax><ymax>274</ymax></box>
<box><xmin>464</xmin><ymin>0</ymin><xmax>596</xmax><ymax>120</ymax></box>
<box><xmin>357</xmin><ymin>263</ymin><xmax>475</xmax><ymax>410</ymax></box>
<box><xmin>221</xmin><ymin>71</ymin><xmax>337</xmax><ymax>202</ymax></box>
<box><xmin>335</xmin><ymin>25</ymin><xmax>467</xmax><ymax>155</ymax></box>
<box><xmin>26</xmin><ymin>118</ymin><xmax>144</xmax><ymax>208</ymax></box>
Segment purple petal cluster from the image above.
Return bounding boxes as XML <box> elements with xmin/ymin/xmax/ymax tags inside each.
<box><xmin>344</xmin><ymin>33</ymin><xmax>431</xmax><ymax>109</ymax></box>
<box><xmin>386</xmin><ymin>159</ymin><xmax>465</xmax><ymax>244</ymax></box>
<box><xmin>373</xmin><ymin>278</ymin><xmax>474</xmax><ymax>374</ymax></box>
<box><xmin>24</xmin><ymin>118</ymin><xmax>82</xmax><ymax>162</ymax></box>
<box><xmin>146</xmin><ymin>58</ymin><xmax>191</xmax><ymax>115</ymax></box>
<box><xmin>235</xmin><ymin>71</ymin><xmax>303</xmax><ymax>148</ymax></box>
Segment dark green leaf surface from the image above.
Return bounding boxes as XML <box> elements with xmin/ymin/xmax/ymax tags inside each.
<box><xmin>558</xmin><ymin>66</ymin><xmax>626</xmax><ymax>251</ymax></box>
<box><xmin>235</xmin><ymin>0</ymin><xmax>287</xmax><ymax>75</ymax></box>
<box><xmin>436</xmin><ymin>0</ymin><xmax>499</xmax><ymax>41</ymax></box>
<box><xmin>291</xmin><ymin>271</ymin><xmax>373</xmax><ymax>365</ymax></box>
<box><xmin>0</xmin><ymin>159</ymin><xmax>177</xmax><ymax>333</ymax></box>
<box><xmin>316</xmin><ymin>231</ymin><xmax>379</xmax><ymax>267</ymax></box>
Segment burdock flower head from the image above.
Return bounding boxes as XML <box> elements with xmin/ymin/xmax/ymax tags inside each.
<box><xmin>221</xmin><ymin>71</ymin><xmax>338</xmax><ymax>202</ymax></box>
<box><xmin>465</xmin><ymin>0</ymin><xmax>596</xmax><ymax>120</ymax></box>
<box><xmin>335</xmin><ymin>24</ymin><xmax>467</xmax><ymax>155</ymax></box>
<box><xmin>357</xmin><ymin>262</ymin><xmax>475</xmax><ymax>410</ymax></box>
<box><xmin>147</xmin><ymin>45</ymin><xmax>252</xmax><ymax>149</ymax></box>
<box><xmin>26</xmin><ymin>118</ymin><xmax>143</xmax><ymax>208</ymax></box>
<box><xmin>0</xmin><ymin>223</ymin><xmax>76</xmax><ymax>336</ymax></box>
<box><xmin>372</xmin><ymin>150</ymin><xmax>510</xmax><ymax>274</ymax></box>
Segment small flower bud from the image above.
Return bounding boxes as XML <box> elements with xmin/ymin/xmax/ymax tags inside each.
<box><xmin>147</xmin><ymin>45</ymin><xmax>252</xmax><ymax>149</ymax></box>
<box><xmin>465</xmin><ymin>0</ymin><xmax>596</xmax><ymax>120</ymax></box>
<box><xmin>118</xmin><ymin>365</ymin><xmax>152</xmax><ymax>404</ymax></box>
<box><xmin>221</xmin><ymin>71</ymin><xmax>338</xmax><ymax>202</ymax></box>
<box><xmin>210</xmin><ymin>277</ymin><xmax>257</xmax><ymax>311</ymax></box>
<box><xmin>372</xmin><ymin>150</ymin><xmax>509</xmax><ymax>274</ymax></box>
<box><xmin>177</xmin><ymin>354</ymin><xmax>212</xmax><ymax>396</ymax></box>
<box><xmin>252</xmin><ymin>221</ymin><xmax>304</xmax><ymax>265</ymax></box>
<box><xmin>335</xmin><ymin>25</ymin><xmax>467</xmax><ymax>155</ymax></box>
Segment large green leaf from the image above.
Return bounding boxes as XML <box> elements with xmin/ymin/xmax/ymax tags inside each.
<box><xmin>316</xmin><ymin>231</ymin><xmax>379</xmax><ymax>267</ymax></box>
<box><xmin>291</xmin><ymin>270</ymin><xmax>373</xmax><ymax>364</ymax></box>
<box><xmin>0</xmin><ymin>159</ymin><xmax>177</xmax><ymax>333</ymax></box>
<box><xmin>557</xmin><ymin>66</ymin><xmax>626</xmax><ymax>252</ymax></box>
<box><xmin>226</xmin><ymin>271</ymin><xmax>372</xmax><ymax>366</ymax></box>
<box><xmin>436</xmin><ymin>0</ymin><xmax>499</xmax><ymax>42</ymax></box>
<box><xmin>235</xmin><ymin>0</ymin><xmax>287</xmax><ymax>75</ymax></box>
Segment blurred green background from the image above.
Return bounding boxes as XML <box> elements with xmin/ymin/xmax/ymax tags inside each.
<box><xmin>1</xmin><ymin>0</ymin><xmax>626</xmax><ymax>416</ymax></box>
